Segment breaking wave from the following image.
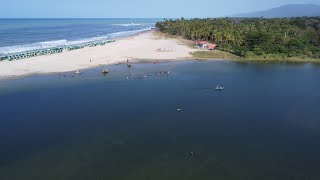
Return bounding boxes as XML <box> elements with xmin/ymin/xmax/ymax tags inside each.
<box><xmin>0</xmin><ymin>27</ymin><xmax>153</xmax><ymax>55</ymax></box>
<box><xmin>113</xmin><ymin>23</ymin><xmax>144</xmax><ymax>26</ymax></box>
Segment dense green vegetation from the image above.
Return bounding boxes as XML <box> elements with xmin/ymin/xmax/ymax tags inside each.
<box><xmin>156</xmin><ymin>17</ymin><xmax>320</xmax><ymax>60</ymax></box>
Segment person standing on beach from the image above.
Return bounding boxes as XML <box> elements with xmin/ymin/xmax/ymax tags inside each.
<box><xmin>127</xmin><ymin>59</ymin><xmax>132</xmax><ymax>68</ymax></box>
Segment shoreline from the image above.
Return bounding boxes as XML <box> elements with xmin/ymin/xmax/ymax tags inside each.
<box><xmin>0</xmin><ymin>58</ymin><xmax>182</xmax><ymax>81</ymax></box>
<box><xmin>0</xmin><ymin>30</ymin><xmax>198</xmax><ymax>79</ymax></box>
<box><xmin>3</xmin><ymin>57</ymin><xmax>319</xmax><ymax>81</ymax></box>
<box><xmin>192</xmin><ymin>50</ymin><xmax>320</xmax><ymax>64</ymax></box>
<box><xmin>1</xmin><ymin>30</ymin><xmax>319</xmax><ymax>80</ymax></box>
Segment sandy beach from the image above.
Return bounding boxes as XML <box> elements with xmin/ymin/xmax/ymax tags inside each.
<box><xmin>0</xmin><ymin>30</ymin><xmax>197</xmax><ymax>79</ymax></box>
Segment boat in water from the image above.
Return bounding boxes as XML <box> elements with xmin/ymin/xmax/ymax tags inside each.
<box><xmin>75</xmin><ymin>70</ymin><xmax>81</xmax><ymax>74</ymax></box>
<box><xmin>102</xmin><ymin>69</ymin><xmax>109</xmax><ymax>74</ymax></box>
<box><xmin>215</xmin><ymin>85</ymin><xmax>224</xmax><ymax>91</ymax></box>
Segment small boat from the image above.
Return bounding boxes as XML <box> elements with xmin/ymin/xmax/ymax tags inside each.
<box><xmin>102</xmin><ymin>69</ymin><xmax>109</xmax><ymax>74</ymax></box>
<box><xmin>215</xmin><ymin>85</ymin><xmax>224</xmax><ymax>90</ymax></box>
<box><xmin>75</xmin><ymin>70</ymin><xmax>81</xmax><ymax>74</ymax></box>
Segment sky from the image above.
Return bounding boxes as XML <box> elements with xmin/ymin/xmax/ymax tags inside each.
<box><xmin>1</xmin><ymin>0</ymin><xmax>319</xmax><ymax>18</ymax></box>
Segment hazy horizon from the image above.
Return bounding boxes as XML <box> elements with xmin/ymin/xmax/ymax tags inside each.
<box><xmin>1</xmin><ymin>0</ymin><xmax>320</xmax><ymax>18</ymax></box>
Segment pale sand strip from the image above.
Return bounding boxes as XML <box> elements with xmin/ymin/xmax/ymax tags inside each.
<box><xmin>0</xmin><ymin>31</ymin><xmax>197</xmax><ymax>79</ymax></box>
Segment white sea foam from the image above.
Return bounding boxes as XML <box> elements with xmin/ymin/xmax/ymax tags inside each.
<box><xmin>0</xmin><ymin>27</ymin><xmax>153</xmax><ymax>55</ymax></box>
<box><xmin>108</xmin><ymin>27</ymin><xmax>152</xmax><ymax>38</ymax></box>
<box><xmin>113</xmin><ymin>23</ymin><xmax>143</xmax><ymax>27</ymax></box>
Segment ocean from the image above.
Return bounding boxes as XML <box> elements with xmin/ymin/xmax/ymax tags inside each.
<box><xmin>0</xmin><ymin>18</ymin><xmax>160</xmax><ymax>55</ymax></box>
<box><xmin>0</xmin><ymin>60</ymin><xmax>320</xmax><ymax>180</ymax></box>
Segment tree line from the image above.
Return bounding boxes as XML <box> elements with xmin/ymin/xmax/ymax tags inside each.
<box><xmin>156</xmin><ymin>17</ymin><xmax>320</xmax><ymax>59</ymax></box>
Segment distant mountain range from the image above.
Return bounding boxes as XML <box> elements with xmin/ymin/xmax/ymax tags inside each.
<box><xmin>234</xmin><ymin>4</ymin><xmax>320</xmax><ymax>18</ymax></box>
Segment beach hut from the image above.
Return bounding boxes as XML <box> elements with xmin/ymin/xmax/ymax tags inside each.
<box><xmin>196</xmin><ymin>41</ymin><xmax>218</xmax><ymax>50</ymax></box>
<box><xmin>207</xmin><ymin>44</ymin><xmax>218</xmax><ymax>50</ymax></box>
<box><xmin>196</xmin><ymin>41</ymin><xmax>210</xmax><ymax>49</ymax></box>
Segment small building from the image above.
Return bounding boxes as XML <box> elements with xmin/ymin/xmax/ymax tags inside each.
<box><xmin>207</xmin><ymin>44</ymin><xmax>218</xmax><ymax>50</ymax></box>
<box><xmin>196</xmin><ymin>41</ymin><xmax>218</xmax><ymax>50</ymax></box>
<box><xmin>196</xmin><ymin>41</ymin><xmax>209</xmax><ymax>49</ymax></box>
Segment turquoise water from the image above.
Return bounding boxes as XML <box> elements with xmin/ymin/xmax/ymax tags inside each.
<box><xmin>0</xmin><ymin>60</ymin><xmax>320</xmax><ymax>180</ymax></box>
<box><xmin>0</xmin><ymin>18</ymin><xmax>160</xmax><ymax>55</ymax></box>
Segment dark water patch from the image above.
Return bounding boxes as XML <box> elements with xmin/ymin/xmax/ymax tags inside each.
<box><xmin>0</xmin><ymin>61</ymin><xmax>320</xmax><ymax>180</ymax></box>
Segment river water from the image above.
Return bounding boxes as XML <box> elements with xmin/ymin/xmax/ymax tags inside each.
<box><xmin>0</xmin><ymin>60</ymin><xmax>319</xmax><ymax>180</ymax></box>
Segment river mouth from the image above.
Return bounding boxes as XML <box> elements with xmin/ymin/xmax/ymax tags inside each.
<box><xmin>0</xmin><ymin>60</ymin><xmax>320</xmax><ymax>180</ymax></box>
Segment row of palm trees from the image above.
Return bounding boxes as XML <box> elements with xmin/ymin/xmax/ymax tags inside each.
<box><xmin>156</xmin><ymin>17</ymin><xmax>320</xmax><ymax>58</ymax></box>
